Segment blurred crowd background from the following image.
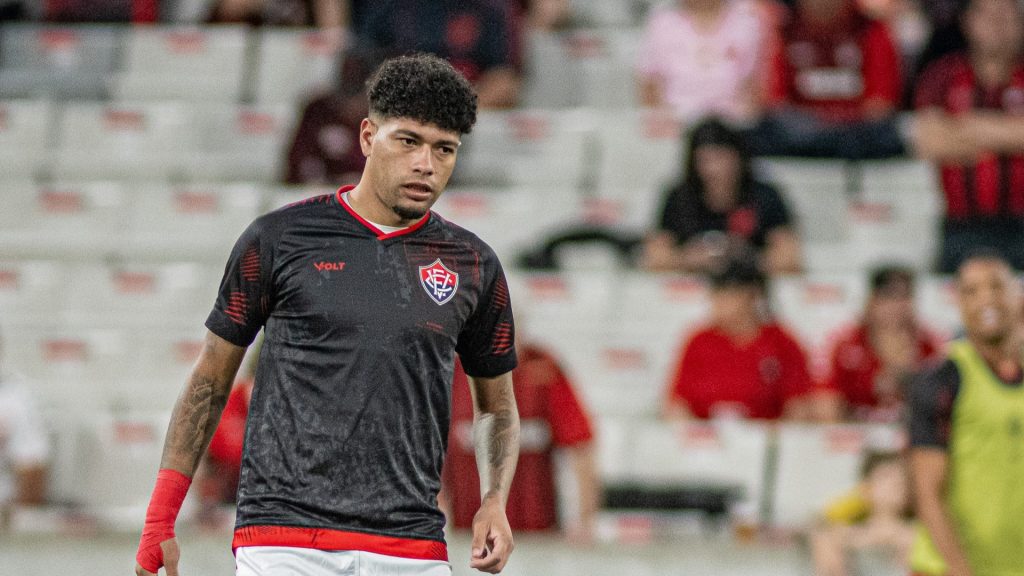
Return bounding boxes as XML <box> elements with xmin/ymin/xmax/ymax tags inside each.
<box><xmin>1</xmin><ymin>0</ymin><xmax>1023</xmax><ymax>574</ymax></box>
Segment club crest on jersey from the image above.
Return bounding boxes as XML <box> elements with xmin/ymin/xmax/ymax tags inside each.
<box><xmin>419</xmin><ymin>259</ymin><xmax>459</xmax><ymax>305</ymax></box>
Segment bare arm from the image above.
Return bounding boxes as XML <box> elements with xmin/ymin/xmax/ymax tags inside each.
<box><xmin>763</xmin><ymin>228</ymin><xmax>802</xmax><ymax>275</ymax></box>
<box><xmin>14</xmin><ymin>464</ymin><xmax>47</xmax><ymax>505</ymax></box>
<box><xmin>159</xmin><ymin>330</ymin><xmax>247</xmax><ymax>476</ymax></box>
<box><xmin>910</xmin><ymin>448</ymin><xmax>974</xmax><ymax>576</ymax></box>
<box><xmin>565</xmin><ymin>443</ymin><xmax>600</xmax><ymax>541</ymax></box>
<box><xmin>470</xmin><ymin>372</ymin><xmax>520</xmax><ymax>507</ymax></box>
<box><xmin>468</xmin><ymin>371</ymin><xmax>519</xmax><ymax>574</ymax></box>
<box><xmin>638</xmin><ymin>76</ymin><xmax>664</xmax><ymax>108</ymax></box>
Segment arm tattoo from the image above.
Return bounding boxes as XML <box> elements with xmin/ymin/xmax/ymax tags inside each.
<box><xmin>160</xmin><ymin>372</ymin><xmax>231</xmax><ymax>475</ymax></box>
<box><xmin>474</xmin><ymin>380</ymin><xmax>520</xmax><ymax>502</ymax></box>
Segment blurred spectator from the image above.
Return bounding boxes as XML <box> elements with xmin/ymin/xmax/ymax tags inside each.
<box><xmin>824</xmin><ymin>266</ymin><xmax>941</xmax><ymax>423</ymax></box>
<box><xmin>811</xmin><ymin>451</ymin><xmax>914</xmax><ymax>576</ymax></box>
<box><xmin>44</xmin><ymin>0</ymin><xmax>158</xmax><ymax>22</ymax></box>
<box><xmin>640</xmin><ymin>118</ymin><xmax>802</xmax><ymax>275</ymax></box>
<box><xmin>284</xmin><ymin>46</ymin><xmax>378</xmax><ymax>186</ymax></box>
<box><xmin>663</xmin><ymin>259</ymin><xmax>831</xmax><ymax>421</ymax></box>
<box><xmin>635</xmin><ymin>0</ymin><xmax>773</xmax><ymax>125</ymax></box>
<box><xmin>207</xmin><ymin>0</ymin><xmax>343</xmax><ymax>30</ymax></box>
<box><xmin>359</xmin><ymin>0</ymin><xmax>522</xmax><ymax>108</ymax></box>
<box><xmin>443</xmin><ymin>343</ymin><xmax>599</xmax><ymax>542</ymax></box>
<box><xmin>522</xmin><ymin>0</ymin><xmax>571</xmax><ymax>31</ymax></box>
<box><xmin>912</xmin><ymin>0</ymin><xmax>967</xmax><ymax>84</ymax></box>
<box><xmin>0</xmin><ymin>339</ymin><xmax>50</xmax><ymax>529</ymax></box>
<box><xmin>910</xmin><ymin>0</ymin><xmax>1024</xmax><ymax>273</ymax></box>
<box><xmin>753</xmin><ymin>0</ymin><xmax>906</xmax><ymax>158</ymax></box>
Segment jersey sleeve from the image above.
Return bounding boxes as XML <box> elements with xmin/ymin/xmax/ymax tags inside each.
<box><xmin>544</xmin><ymin>357</ymin><xmax>595</xmax><ymax>446</ymax></box>
<box><xmin>456</xmin><ymin>253</ymin><xmax>518</xmax><ymax>378</ymax></box>
<box><xmin>909</xmin><ymin>358</ymin><xmax>960</xmax><ymax>450</ymax></box>
<box><xmin>860</xmin><ymin>21</ymin><xmax>902</xmax><ymax>107</ymax></box>
<box><xmin>757</xmin><ymin>183</ymin><xmax>794</xmax><ymax>232</ymax></box>
<box><xmin>205</xmin><ymin>217</ymin><xmax>276</xmax><ymax>347</ymax></box>
<box><xmin>913</xmin><ymin>58</ymin><xmax>951</xmax><ymax>110</ymax></box>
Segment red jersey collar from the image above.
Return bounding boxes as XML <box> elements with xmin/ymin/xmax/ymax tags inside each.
<box><xmin>335</xmin><ymin>185</ymin><xmax>431</xmax><ymax>240</ymax></box>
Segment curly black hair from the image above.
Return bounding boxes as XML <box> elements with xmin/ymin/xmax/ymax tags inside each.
<box><xmin>366</xmin><ymin>53</ymin><xmax>478</xmax><ymax>135</ymax></box>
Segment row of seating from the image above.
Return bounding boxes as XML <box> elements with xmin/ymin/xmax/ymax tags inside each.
<box><xmin>38</xmin><ymin>404</ymin><xmax>896</xmax><ymax>532</ymax></box>
<box><xmin>1</xmin><ymin>265</ymin><xmax>962</xmax><ymax>415</ymax></box>
<box><xmin>0</xmin><ymin>23</ymin><xmax>646</xmax><ymax>109</ymax></box>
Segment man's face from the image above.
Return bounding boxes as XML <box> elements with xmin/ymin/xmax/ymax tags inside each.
<box><xmin>957</xmin><ymin>259</ymin><xmax>1021</xmax><ymax>346</ymax></box>
<box><xmin>359</xmin><ymin>116</ymin><xmax>461</xmax><ymax>223</ymax></box>
<box><xmin>867</xmin><ymin>284</ymin><xmax>916</xmax><ymax>330</ymax></box>
<box><xmin>965</xmin><ymin>0</ymin><xmax>1023</xmax><ymax>59</ymax></box>
<box><xmin>711</xmin><ymin>285</ymin><xmax>760</xmax><ymax>327</ymax></box>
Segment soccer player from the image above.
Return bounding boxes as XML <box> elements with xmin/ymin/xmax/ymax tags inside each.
<box><xmin>909</xmin><ymin>251</ymin><xmax>1024</xmax><ymax>576</ymax></box>
<box><xmin>134</xmin><ymin>54</ymin><xmax>521</xmax><ymax>576</ymax></box>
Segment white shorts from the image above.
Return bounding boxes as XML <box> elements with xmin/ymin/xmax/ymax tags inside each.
<box><xmin>235</xmin><ymin>546</ymin><xmax>452</xmax><ymax>576</ymax></box>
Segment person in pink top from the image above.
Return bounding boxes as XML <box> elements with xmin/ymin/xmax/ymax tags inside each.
<box><xmin>635</xmin><ymin>0</ymin><xmax>775</xmax><ymax>124</ymax></box>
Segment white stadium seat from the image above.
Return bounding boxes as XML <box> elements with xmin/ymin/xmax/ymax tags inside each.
<box><xmin>0</xmin><ymin>24</ymin><xmax>121</xmax><ymax>99</ymax></box>
<box><xmin>114</xmin><ymin>25</ymin><xmax>249</xmax><ymax>102</ymax></box>
<box><xmin>0</xmin><ymin>100</ymin><xmax>53</xmax><ymax>179</ymax></box>
<box><xmin>456</xmin><ymin>109</ymin><xmax>596</xmax><ymax>190</ymax></box>
<box><xmin>53</xmin><ymin>101</ymin><xmax>193</xmax><ymax>180</ymax></box>
<box><xmin>0</xmin><ymin>260</ymin><xmax>69</xmax><ymax>325</ymax></box>
<box><xmin>253</xmin><ymin>29</ymin><xmax>339</xmax><ymax>105</ymax></box>
<box><xmin>771</xmin><ymin>424</ymin><xmax>869</xmax><ymax>528</ymax></box>
<box><xmin>630</xmin><ymin>419</ymin><xmax>772</xmax><ymax>521</ymax></box>
<box><xmin>124</xmin><ymin>182</ymin><xmax>263</xmax><ymax>261</ymax></box>
<box><xmin>0</xmin><ymin>180</ymin><xmax>128</xmax><ymax>259</ymax></box>
<box><xmin>187</xmin><ymin>103</ymin><xmax>296</xmax><ymax>182</ymax></box>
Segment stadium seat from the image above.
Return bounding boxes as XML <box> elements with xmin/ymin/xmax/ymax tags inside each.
<box><xmin>771</xmin><ymin>423</ymin><xmax>869</xmax><ymax>529</ymax></box>
<box><xmin>64</xmin><ymin>261</ymin><xmax>217</xmax><ymax>329</ymax></box>
<box><xmin>757</xmin><ymin>159</ymin><xmax>850</xmax><ymax>272</ymax></box>
<box><xmin>629</xmin><ymin>419</ymin><xmax>772</xmax><ymax>521</ymax></box>
<box><xmin>456</xmin><ymin>109</ymin><xmax>596</xmax><ymax>190</ymax></box>
<box><xmin>113</xmin><ymin>25</ymin><xmax>249</xmax><ymax>102</ymax></box>
<box><xmin>1</xmin><ymin>325</ymin><xmax>134</xmax><ymax>412</ymax></box>
<box><xmin>592</xmin><ymin>108</ymin><xmax>683</xmax><ymax>230</ymax></box>
<box><xmin>571</xmin><ymin>29</ymin><xmax>641</xmax><ymax>110</ymax></box>
<box><xmin>571</xmin><ymin>0</ymin><xmax>636</xmax><ymax>27</ymax></box>
<box><xmin>848</xmin><ymin>160</ymin><xmax>943</xmax><ymax>272</ymax></box>
<box><xmin>771</xmin><ymin>273</ymin><xmax>865</xmax><ymax>376</ymax></box>
<box><xmin>253</xmin><ymin>29</ymin><xmax>339</xmax><ymax>105</ymax></box>
<box><xmin>187</xmin><ymin>103</ymin><xmax>296</xmax><ymax>182</ymax></box>
<box><xmin>0</xmin><ymin>24</ymin><xmax>121</xmax><ymax>99</ymax></box>
<box><xmin>0</xmin><ymin>260</ymin><xmax>69</xmax><ymax>326</ymax></box>
<box><xmin>0</xmin><ymin>100</ymin><xmax>53</xmax><ymax>179</ymax></box>
<box><xmin>593</xmin><ymin>415</ymin><xmax>637</xmax><ymax>484</ymax></box>
<box><xmin>432</xmin><ymin>186</ymin><xmax>584</xmax><ymax>261</ymax></box>
<box><xmin>119</xmin><ymin>327</ymin><xmax>207</xmax><ymax>410</ymax></box>
<box><xmin>917</xmin><ymin>274</ymin><xmax>960</xmax><ymax>340</ymax></box>
<box><xmin>72</xmin><ymin>410</ymin><xmax>169</xmax><ymax>527</ymax></box>
<box><xmin>53</xmin><ymin>101</ymin><xmax>193</xmax><ymax>180</ymax></box>
<box><xmin>0</xmin><ymin>180</ymin><xmax>129</xmax><ymax>259</ymax></box>
<box><xmin>123</xmin><ymin>182</ymin><xmax>263</xmax><ymax>261</ymax></box>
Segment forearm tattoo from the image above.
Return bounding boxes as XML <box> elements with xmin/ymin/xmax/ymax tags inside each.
<box><xmin>160</xmin><ymin>373</ymin><xmax>231</xmax><ymax>475</ymax></box>
<box><xmin>474</xmin><ymin>383</ymin><xmax>520</xmax><ymax>501</ymax></box>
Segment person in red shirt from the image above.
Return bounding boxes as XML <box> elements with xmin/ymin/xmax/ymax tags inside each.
<box><xmin>824</xmin><ymin>266</ymin><xmax>941</xmax><ymax>423</ymax></box>
<box><xmin>910</xmin><ymin>0</ymin><xmax>1024</xmax><ymax>273</ymax></box>
<box><xmin>752</xmin><ymin>0</ymin><xmax>905</xmax><ymax>158</ymax></box>
<box><xmin>284</xmin><ymin>45</ymin><xmax>378</xmax><ymax>186</ymax></box>
<box><xmin>442</xmin><ymin>342</ymin><xmax>599</xmax><ymax>541</ymax></box>
<box><xmin>664</xmin><ymin>259</ymin><xmax>828</xmax><ymax>420</ymax></box>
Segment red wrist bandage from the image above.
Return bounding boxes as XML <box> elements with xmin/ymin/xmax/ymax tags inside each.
<box><xmin>136</xmin><ymin>469</ymin><xmax>191</xmax><ymax>573</ymax></box>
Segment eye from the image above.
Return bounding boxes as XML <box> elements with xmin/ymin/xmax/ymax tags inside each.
<box><xmin>400</xmin><ymin>137</ymin><xmax>416</xmax><ymax>146</ymax></box>
<box><xmin>439</xmin><ymin>146</ymin><xmax>455</xmax><ymax>156</ymax></box>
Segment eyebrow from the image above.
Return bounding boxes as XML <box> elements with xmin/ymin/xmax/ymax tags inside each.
<box><xmin>394</xmin><ymin>129</ymin><xmax>461</xmax><ymax>149</ymax></box>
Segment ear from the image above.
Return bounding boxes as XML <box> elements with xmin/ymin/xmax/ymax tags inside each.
<box><xmin>359</xmin><ymin>118</ymin><xmax>376</xmax><ymax>157</ymax></box>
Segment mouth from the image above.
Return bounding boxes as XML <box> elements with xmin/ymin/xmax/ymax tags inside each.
<box><xmin>401</xmin><ymin>182</ymin><xmax>434</xmax><ymax>201</ymax></box>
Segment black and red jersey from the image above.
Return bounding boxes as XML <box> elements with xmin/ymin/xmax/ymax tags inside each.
<box><xmin>205</xmin><ymin>186</ymin><xmax>517</xmax><ymax>560</ymax></box>
<box><xmin>915</xmin><ymin>53</ymin><xmax>1024</xmax><ymax>222</ymax></box>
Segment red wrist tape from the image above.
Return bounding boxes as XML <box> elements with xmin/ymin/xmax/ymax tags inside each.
<box><xmin>136</xmin><ymin>469</ymin><xmax>191</xmax><ymax>573</ymax></box>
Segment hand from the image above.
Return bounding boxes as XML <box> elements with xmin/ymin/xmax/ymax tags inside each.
<box><xmin>135</xmin><ymin>537</ymin><xmax>180</xmax><ymax>576</ymax></box>
<box><xmin>469</xmin><ymin>497</ymin><xmax>514</xmax><ymax>574</ymax></box>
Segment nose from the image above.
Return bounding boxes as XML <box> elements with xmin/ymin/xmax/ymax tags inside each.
<box><xmin>411</xmin><ymin>144</ymin><xmax>435</xmax><ymax>176</ymax></box>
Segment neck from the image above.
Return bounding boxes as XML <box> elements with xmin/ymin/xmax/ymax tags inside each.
<box><xmin>348</xmin><ymin>182</ymin><xmax>411</xmax><ymax>227</ymax></box>
<box><xmin>973</xmin><ymin>333</ymin><xmax>1023</xmax><ymax>375</ymax></box>
<box><xmin>972</xmin><ymin>52</ymin><xmax>1015</xmax><ymax>89</ymax></box>
<box><xmin>703</xmin><ymin>182</ymin><xmax>738</xmax><ymax>212</ymax></box>
<box><xmin>723</xmin><ymin>317</ymin><xmax>761</xmax><ymax>341</ymax></box>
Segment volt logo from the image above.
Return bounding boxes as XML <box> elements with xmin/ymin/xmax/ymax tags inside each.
<box><xmin>314</xmin><ymin>261</ymin><xmax>346</xmax><ymax>272</ymax></box>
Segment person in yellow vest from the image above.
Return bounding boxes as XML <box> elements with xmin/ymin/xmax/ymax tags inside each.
<box><xmin>909</xmin><ymin>250</ymin><xmax>1024</xmax><ymax>576</ymax></box>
